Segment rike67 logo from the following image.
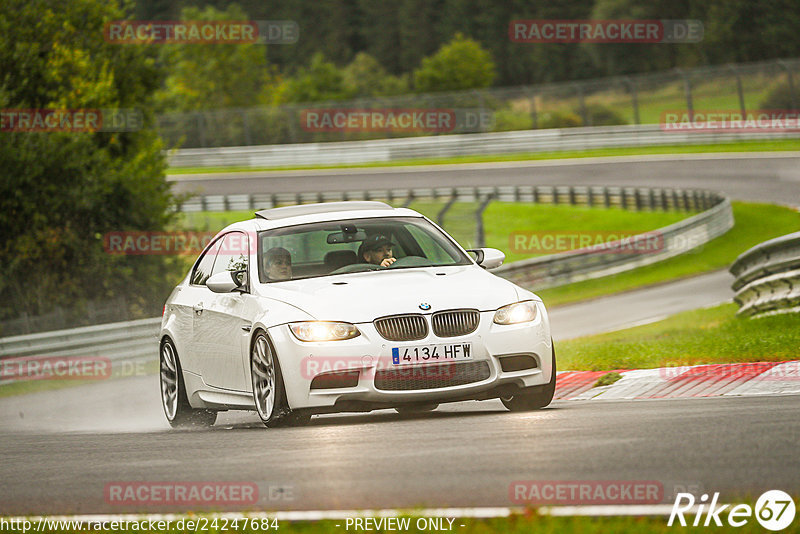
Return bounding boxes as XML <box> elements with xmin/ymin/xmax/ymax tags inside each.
<box><xmin>669</xmin><ymin>490</ymin><xmax>796</xmax><ymax>531</ymax></box>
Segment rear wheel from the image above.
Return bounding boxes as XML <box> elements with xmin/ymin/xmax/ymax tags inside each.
<box><xmin>251</xmin><ymin>331</ymin><xmax>311</xmax><ymax>428</ymax></box>
<box><xmin>501</xmin><ymin>341</ymin><xmax>556</xmax><ymax>412</ymax></box>
<box><xmin>395</xmin><ymin>404</ymin><xmax>438</xmax><ymax>414</ymax></box>
<box><xmin>160</xmin><ymin>338</ymin><xmax>217</xmax><ymax>427</ymax></box>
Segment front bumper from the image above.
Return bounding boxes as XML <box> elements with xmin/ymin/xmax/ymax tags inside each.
<box><xmin>270</xmin><ymin>305</ymin><xmax>553</xmax><ymax>412</ymax></box>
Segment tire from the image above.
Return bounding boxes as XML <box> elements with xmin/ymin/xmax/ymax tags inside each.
<box><xmin>395</xmin><ymin>404</ymin><xmax>438</xmax><ymax>414</ymax></box>
<box><xmin>501</xmin><ymin>341</ymin><xmax>556</xmax><ymax>412</ymax></box>
<box><xmin>160</xmin><ymin>338</ymin><xmax>217</xmax><ymax>428</ymax></box>
<box><xmin>250</xmin><ymin>331</ymin><xmax>311</xmax><ymax>428</ymax></box>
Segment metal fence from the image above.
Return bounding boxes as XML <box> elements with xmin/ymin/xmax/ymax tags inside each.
<box><xmin>159</xmin><ymin>58</ymin><xmax>800</xmax><ymax>149</ymax></box>
<box><xmin>178</xmin><ymin>184</ymin><xmax>732</xmax><ymax>288</ymax></box>
<box><xmin>177</xmin><ymin>184</ymin><xmax>723</xmax><ymax>248</ymax></box>
<box><xmin>730</xmin><ymin>232</ymin><xmax>800</xmax><ymax>318</ymax></box>
<box><xmin>0</xmin><ymin>318</ymin><xmax>161</xmax><ymax>385</ymax></box>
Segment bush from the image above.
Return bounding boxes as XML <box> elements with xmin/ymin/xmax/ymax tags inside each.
<box><xmin>583</xmin><ymin>103</ymin><xmax>628</xmax><ymax>126</ymax></box>
<box><xmin>760</xmin><ymin>82</ymin><xmax>800</xmax><ymax>110</ymax></box>
<box><xmin>537</xmin><ymin>110</ymin><xmax>583</xmax><ymax>129</ymax></box>
<box><xmin>492</xmin><ymin>109</ymin><xmax>534</xmax><ymax>132</ymax></box>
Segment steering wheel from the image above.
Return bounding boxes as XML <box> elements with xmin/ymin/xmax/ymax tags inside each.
<box><xmin>386</xmin><ymin>255</ymin><xmax>432</xmax><ymax>268</ymax></box>
<box><xmin>330</xmin><ymin>263</ymin><xmax>381</xmax><ymax>275</ymax></box>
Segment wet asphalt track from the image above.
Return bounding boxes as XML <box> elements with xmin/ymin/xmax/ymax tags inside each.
<box><xmin>1</xmin><ymin>154</ymin><xmax>799</xmax><ymax>515</ymax></box>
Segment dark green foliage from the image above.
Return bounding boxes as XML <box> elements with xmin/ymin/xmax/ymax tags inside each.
<box><xmin>0</xmin><ymin>0</ymin><xmax>180</xmax><ymax>323</ymax></box>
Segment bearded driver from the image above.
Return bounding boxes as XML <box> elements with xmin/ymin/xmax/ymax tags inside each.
<box><xmin>360</xmin><ymin>234</ymin><xmax>396</xmax><ymax>267</ymax></box>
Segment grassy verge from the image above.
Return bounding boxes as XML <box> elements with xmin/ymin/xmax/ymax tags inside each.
<box><xmin>24</xmin><ymin>513</ymin><xmax>792</xmax><ymax>533</ymax></box>
<box><xmin>167</xmin><ymin>139</ymin><xmax>800</xmax><ymax>175</ymax></box>
<box><xmin>558</xmin><ymin>302</ymin><xmax>800</xmax><ymax>372</ymax></box>
<box><xmin>537</xmin><ymin>202</ymin><xmax>800</xmax><ymax>307</ymax></box>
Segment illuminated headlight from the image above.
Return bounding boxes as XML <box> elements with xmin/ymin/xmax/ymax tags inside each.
<box><xmin>289</xmin><ymin>321</ymin><xmax>361</xmax><ymax>342</ymax></box>
<box><xmin>493</xmin><ymin>301</ymin><xmax>538</xmax><ymax>325</ymax></box>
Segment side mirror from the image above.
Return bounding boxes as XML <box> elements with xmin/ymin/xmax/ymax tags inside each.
<box><xmin>467</xmin><ymin>248</ymin><xmax>505</xmax><ymax>269</ymax></box>
<box><xmin>206</xmin><ymin>270</ymin><xmax>246</xmax><ymax>293</ymax></box>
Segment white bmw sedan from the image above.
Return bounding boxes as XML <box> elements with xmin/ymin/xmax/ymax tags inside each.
<box><xmin>159</xmin><ymin>201</ymin><xmax>555</xmax><ymax>428</ymax></box>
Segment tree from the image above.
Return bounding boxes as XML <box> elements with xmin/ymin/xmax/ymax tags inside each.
<box><xmin>155</xmin><ymin>4</ymin><xmax>279</xmax><ymax>112</ymax></box>
<box><xmin>0</xmin><ymin>0</ymin><xmax>178</xmax><ymax>324</ymax></box>
<box><xmin>277</xmin><ymin>53</ymin><xmax>354</xmax><ymax>103</ymax></box>
<box><xmin>342</xmin><ymin>53</ymin><xmax>409</xmax><ymax>97</ymax></box>
<box><xmin>413</xmin><ymin>33</ymin><xmax>496</xmax><ymax>92</ymax></box>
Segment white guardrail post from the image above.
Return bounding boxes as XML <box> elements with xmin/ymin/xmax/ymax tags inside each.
<box><xmin>730</xmin><ymin>232</ymin><xmax>800</xmax><ymax>318</ymax></box>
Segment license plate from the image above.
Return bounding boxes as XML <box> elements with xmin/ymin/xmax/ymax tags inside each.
<box><xmin>391</xmin><ymin>343</ymin><xmax>473</xmax><ymax>366</ymax></box>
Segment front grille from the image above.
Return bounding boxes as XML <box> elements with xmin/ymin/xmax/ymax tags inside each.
<box><xmin>374</xmin><ymin>361</ymin><xmax>491</xmax><ymax>391</ymax></box>
<box><xmin>374</xmin><ymin>314</ymin><xmax>427</xmax><ymax>341</ymax></box>
<box><xmin>432</xmin><ymin>309</ymin><xmax>480</xmax><ymax>337</ymax></box>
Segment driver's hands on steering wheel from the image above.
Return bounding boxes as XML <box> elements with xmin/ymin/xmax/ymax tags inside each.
<box><xmin>380</xmin><ymin>257</ymin><xmax>397</xmax><ymax>268</ymax></box>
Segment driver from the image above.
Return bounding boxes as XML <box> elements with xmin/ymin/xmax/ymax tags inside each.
<box><xmin>263</xmin><ymin>247</ymin><xmax>292</xmax><ymax>280</ymax></box>
<box><xmin>360</xmin><ymin>234</ymin><xmax>396</xmax><ymax>267</ymax></box>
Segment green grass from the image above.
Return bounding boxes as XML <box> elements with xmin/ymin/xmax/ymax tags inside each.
<box><xmin>409</xmin><ymin>202</ymin><xmax>689</xmax><ymax>262</ymax></box>
<box><xmin>537</xmin><ymin>202</ymin><xmax>800</xmax><ymax>307</ymax></box>
<box><xmin>558</xmin><ymin>302</ymin><xmax>800</xmax><ymax>372</ymax></box>
<box><xmin>25</xmin><ymin>513</ymin><xmax>797</xmax><ymax>534</ymax></box>
<box><xmin>167</xmin><ymin>139</ymin><xmax>800</xmax><ymax>174</ymax></box>
<box><xmin>593</xmin><ymin>371</ymin><xmax>624</xmax><ymax>388</ymax></box>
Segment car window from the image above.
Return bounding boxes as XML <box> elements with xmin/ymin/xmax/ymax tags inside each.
<box><xmin>406</xmin><ymin>225</ymin><xmax>454</xmax><ymax>264</ymax></box>
<box><xmin>258</xmin><ymin>216</ymin><xmax>469</xmax><ymax>283</ymax></box>
<box><xmin>210</xmin><ymin>232</ymin><xmax>249</xmax><ymax>279</ymax></box>
<box><xmin>190</xmin><ymin>242</ymin><xmax>218</xmax><ymax>286</ymax></box>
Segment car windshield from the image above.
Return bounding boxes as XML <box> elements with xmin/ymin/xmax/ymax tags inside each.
<box><xmin>257</xmin><ymin>216</ymin><xmax>471</xmax><ymax>283</ymax></box>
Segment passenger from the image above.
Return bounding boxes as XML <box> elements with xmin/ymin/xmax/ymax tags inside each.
<box><xmin>263</xmin><ymin>247</ymin><xmax>292</xmax><ymax>280</ymax></box>
<box><xmin>360</xmin><ymin>235</ymin><xmax>396</xmax><ymax>267</ymax></box>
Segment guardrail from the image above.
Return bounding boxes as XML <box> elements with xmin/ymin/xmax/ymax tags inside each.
<box><xmin>168</xmin><ymin>124</ymin><xmax>800</xmax><ymax>169</ymax></box>
<box><xmin>178</xmin><ymin>185</ymin><xmax>732</xmax><ymax>290</ymax></box>
<box><xmin>0</xmin><ymin>318</ymin><xmax>161</xmax><ymax>385</ymax></box>
<box><xmin>1</xmin><ymin>186</ymin><xmax>732</xmax><ymax>378</ymax></box>
<box><xmin>730</xmin><ymin>232</ymin><xmax>800</xmax><ymax>318</ymax></box>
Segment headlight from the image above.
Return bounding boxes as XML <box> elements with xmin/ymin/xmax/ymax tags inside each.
<box><xmin>289</xmin><ymin>321</ymin><xmax>361</xmax><ymax>342</ymax></box>
<box><xmin>493</xmin><ymin>301</ymin><xmax>538</xmax><ymax>325</ymax></box>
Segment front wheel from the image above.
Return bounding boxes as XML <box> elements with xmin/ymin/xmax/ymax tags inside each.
<box><xmin>251</xmin><ymin>332</ymin><xmax>310</xmax><ymax>428</ymax></box>
<box><xmin>160</xmin><ymin>338</ymin><xmax>217</xmax><ymax>427</ymax></box>
<box><xmin>501</xmin><ymin>341</ymin><xmax>556</xmax><ymax>412</ymax></box>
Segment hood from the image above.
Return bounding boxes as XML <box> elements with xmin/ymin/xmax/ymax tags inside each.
<box><xmin>255</xmin><ymin>265</ymin><xmax>522</xmax><ymax>323</ymax></box>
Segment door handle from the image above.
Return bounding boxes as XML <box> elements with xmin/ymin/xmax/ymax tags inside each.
<box><xmin>193</xmin><ymin>302</ymin><xmax>204</xmax><ymax>315</ymax></box>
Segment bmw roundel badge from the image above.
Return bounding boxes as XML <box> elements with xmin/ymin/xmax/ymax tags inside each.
<box><xmin>419</xmin><ymin>303</ymin><xmax>431</xmax><ymax>310</ymax></box>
